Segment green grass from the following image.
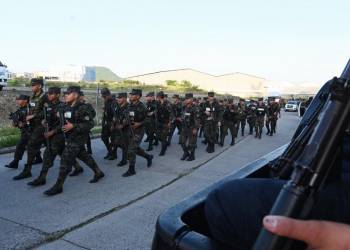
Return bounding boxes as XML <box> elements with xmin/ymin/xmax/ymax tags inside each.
<box><xmin>0</xmin><ymin>126</ymin><xmax>102</xmax><ymax>149</ymax></box>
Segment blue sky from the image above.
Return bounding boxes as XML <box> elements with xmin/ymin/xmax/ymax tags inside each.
<box><xmin>1</xmin><ymin>0</ymin><xmax>349</xmax><ymax>83</ymax></box>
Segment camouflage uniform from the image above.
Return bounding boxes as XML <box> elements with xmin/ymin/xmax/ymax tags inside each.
<box><xmin>110</xmin><ymin>98</ymin><xmax>129</xmax><ymax>167</ymax></box>
<box><xmin>44</xmin><ymin>86</ymin><xmax>104</xmax><ymax>196</ymax></box>
<box><xmin>255</xmin><ymin>101</ymin><xmax>266</xmax><ymax>139</ymax></box>
<box><xmin>123</xmin><ymin>90</ymin><xmax>153</xmax><ymax>177</ymax></box>
<box><xmin>101</xmin><ymin>96</ymin><xmax>115</xmax><ymax>159</ymax></box>
<box><xmin>156</xmin><ymin>92</ymin><xmax>174</xmax><ymax>156</ymax></box>
<box><xmin>180</xmin><ymin>94</ymin><xmax>200</xmax><ymax>161</ymax></box>
<box><xmin>14</xmin><ymin>79</ymin><xmax>46</xmax><ymax>180</ymax></box>
<box><xmin>202</xmin><ymin>95</ymin><xmax>222</xmax><ymax>153</ymax></box>
<box><xmin>144</xmin><ymin>97</ymin><xmax>157</xmax><ymax>151</ymax></box>
<box><xmin>4</xmin><ymin>96</ymin><xmax>31</xmax><ymax>169</ymax></box>
<box><xmin>28</xmin><ymin>89</ymin><xmax>84</xmax><ymax>187</ymax></box>
<box><xmin>246</xmin><ymin>102</ymin><xmax>257</xmax><ymax>135</ymax></box>
<box><xmin>221</xmin><ymin>101</ymin><xmax>239</xmax><ymax>146</ymax></box>
<box><xmin>238</xmin><ymin>101</ymin><xmax>248</xmax><ymax>136</ymax></box>
<box><xmin>168</xmin><ymin>97</ymin><xmax>183</xmax><ymax>145</ymax></box>
<box><xmin>265</xmin><ymin>102</ymin><xmax>280</xmax><ymax>136</ymax></box>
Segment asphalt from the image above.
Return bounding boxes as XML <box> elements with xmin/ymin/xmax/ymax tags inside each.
<box><xmin>0</xmin><ymin>112</ymin><xmax>300</xmax><ymax>250</ymax></box>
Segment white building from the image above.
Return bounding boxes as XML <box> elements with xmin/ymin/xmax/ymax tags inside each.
<box><xmin>33</xmin><ymin>65</ymin><xmax>86</xmax><ymax>82</ymax></box>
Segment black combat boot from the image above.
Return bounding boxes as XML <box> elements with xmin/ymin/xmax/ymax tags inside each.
<box><xmin>147</xmin><ymin>154</ymin><xmax>153</xmax><ymax>167</ymax></box>
<box><xmin>159</xmin><ymin>143</ymin><xmax>168</xmax><ymax>156</ymax></box>
<box><xmin>28</xmin><ymin>170</ymin><xmax>47</xmax><ymax>186</ymax></box>
<box><xmin>103</xmin><ymin>153</ymin><xmax>111</xmax><ymax>159</ymax></box>
<box><xmin>241</xmin><ymin>129</ymin><xmax>244</xmax><ymax>136</ymax></box>
<box><xmin>266</xmin><ymin>129</ymin><xmax>270</xmax><ymax>135</ymax></box>
<box><xmin>122</xmin><ymin>165</ymin><xmax>136</xmax><ymax>177</ymax></box>
<box><xmin>146</xmin><ymin>141</ymin><xmax>153</xmax><ymax>151</ymax></box>
<box><xmin>107</xmin><ymin>154</ymin><xmax>117</xmax><ymax>160</ymax></box>
<box><xmin>13</xmin><ymin>165</ymin><xmax>32</xmax><ymax>180</ymax></box>
<box><xmin>89</xmin><ymin>170</ymin><xmax>105</xmax><ymax>183</ymax></box>
<box><xmin>219</xmin><ymin>134</ymin><xmax>225</xmax><ymax>147</ymax></box>
<box><xmin>44</xmin><ymin>170</ymin><xmax>67</xmax><ymax>196</ymax></box>
<box><xmin>202</xmin><ymin>139</ymin><xmax>208</xmax><ymax>145</ymax></box>
<box><xmin>187</xmin><ymin>150</ymin><xmax>195</xmax><ymax>161</ymax></box>
<box><xmin>230</xmin><ymin>136</ymin><xmax>235</xmax><ymax>146</ymax></box>
<box><xmin>153</xmin><ymin>139</ymin><xmax>159</xmax><ymax>146</ymax></box>
<box><xmin>5</xmin><ymin>159</ymin><xmax>19</xmax><ymax>169</ymax></box>
<box><xmin>117</xmin><ymin>149</ymin><xmax>128</xmax><ymax>166</ymax></box>
<box><xmin>181</xmin><ymin>147</ymin><xmax>189</xmax><ymax>160</ymax></box>
<box><xmin>69</xmin><ymin>164</ymin><xmax>84</xmax><ymax>177</ymax></box>
<box><xmin>259</xmin><ymin>132</ymin><xmax>262</xmax><ymax>139</ymax></box>
<box><xmin>207</xmin><ymin>143</ymin><xmax>215</xmax><ymax>153</ymax></box>
<box><xmin>269</xmin><ymin>131</ymin><xmax>273</xmax><ymax>136</ymax></box>
<box><xmin>255</xmin><ymin>131</ymin><xmax>258</xmax><ymax>138</ymax></box>
<box><xmin>249</xmin><ymin>127</ymin><xmax>253</xmax><ymax>135</ymax></box>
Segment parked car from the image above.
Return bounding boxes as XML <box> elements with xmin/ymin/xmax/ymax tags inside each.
<box><xmin>284</xmin><ymin>100</ymin><xmax>299</xmax><ymax>112</ymax></box>
<box><xmin>0</xmin><ymin>61</ymin><xmax>9</xmax><ymax>91</ymax></box>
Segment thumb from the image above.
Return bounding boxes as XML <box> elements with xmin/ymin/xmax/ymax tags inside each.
<box><xmin>263</xmin><ymin>216</ymin><xmax>325</xmax><ymax>247</ymax></box>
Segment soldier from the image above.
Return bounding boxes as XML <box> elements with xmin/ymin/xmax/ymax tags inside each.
<box><xmin>168</xmin><ymin>94</ymin><xmax>183</xmax><ymax>146</ymax></box>
<box><xmin>255</xmin><ymin>97</ymin><xmax>266</xmax><ymax>139</ymax></box>
<box><xmin>43</xmin><ymin>86</ymin><xmax>104</xmax><ymax>196</ymax></box>
<box><xmin>180</xmin><ymin>93</ymin><xmax>200</xmax><ymax>161</ymax></box>
<box><xmin>110</xmin><ymin>93</ymin><xmax>129</xmax><ymax>167</ymax></box>
<box><xmin>101</xmin><ymin>88</ymin><xmax>116</xmax><ymax>160</ymax></box>
<box><xmin>220</xmin><ymin>99</ymin><xmax>239</xmax><ymax>146</ymax></box>
<box><xmin>79</xmin><ymin>91</ymin><xmax>94</xmax><ymax>154</ymax></box>
<box><xmin>198</xmin><ymin>97</ymin><xmax>206</xmax><ymax>138</ymax></box>
<box><xmin>238</xmin><ymin>98</ymin><xmax>248</xmax><ymax>136</ymax></box>
<box><xmin>202</xmin><ymin>92</ymin><xmax>222</xmax><ymax>153</ymax></box>
<box><xmin>144</xmin><ymin>92</ymin><xmax>157</xmax><ymax>151</ymax></box>
<box><xmin>265</xmin><ymin>97</ymin><xmax>281</xmax><ymax>136</ymax></box>
<box><xmin>13</xmin><ymin>78</ymin><xmax>46</xmax><ymax>180</ymax></box>
<box><xmin>27</xmin><ymin>87</ymin><xmax>84</xmax><ymax>187</ymax></box>
<box><xmin>156</xmin><ymin>91</ymin><xmax>173</xmax><ymax>156</ymax></box>
<box><xmin>247</xmin><ymin>100</ymin><xmax>257</xmax><ymax>135</ymax></box>
<box><xmin>4</xmin><ymin>95</ymin><xmax>31</xmax><ymax>169</ymax></box>
<box><xmin>122</xmin><ymin>89</ymin><xmax>153</xmax><ymax>177</ymax></box>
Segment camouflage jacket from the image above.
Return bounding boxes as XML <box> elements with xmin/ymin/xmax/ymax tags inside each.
<box><xmin>30</xmin><ymin>90</ymin><xmax>46</xmax><ymax>127</ymax></box>
<box><xmin>181</xmin><ymin>104</ymin><xmax>200</xmax><ymax>129</ymax></box>
<box><xmin>156</xmin><ymin>100</ymin><xmax>174</xmax><ymax>124</ymax></box>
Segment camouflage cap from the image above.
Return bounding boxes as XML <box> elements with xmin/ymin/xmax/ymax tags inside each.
<box><xmin>208</xmin><ymin>91</ymin><xmax>215</xmax><ymax>97</ymax></box>
<box><xmin>129</xmin><ymin>89</ymin><xmax>142</xmax><ymax>96</ymax></box>
<box><xmin>146</xmin><ymin>92</ymin><xmax>155</xmax><ymax>97</ymax></box>
<box><xmin>16</xmin><ymin>95</ymin><xmax>30</xmax><ymax>101</ymax></box>
<box><xmin>47</xmin><ymin>87</ymin><xmax>61</xmax><ymax>95</ymax></box>
<box><xmin>31</xmin><ymin>78</ymin><xmax>44</xmax><ymax>86</ymax></box>
<box><xmin>157</xmin><ymin>91</ymin><xmax>165</xmax><ymax>98</ymax></box>
<box><xmin>185</xmin><ymin>93</ymin><xmax>193</xmax><ymax>99</ymax></box>
<box><xmin>117</xmin><ymin>92</ymin><xmax>127</xmax><ymax>98</ymax></box>
<box><xmin>64</xmin><ymin>86</ymin><xmax>81</xmax><ymax>95</ymax></box>
<box><xmin>172</xmin><ymin>94</ymin><xmax>180</xmax><ymax>99</ymax></box>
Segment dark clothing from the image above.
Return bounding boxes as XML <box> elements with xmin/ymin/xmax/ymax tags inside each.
<box><xmin>180</xmin><ymin>104</ymin><xmax>200</xmax><ymax>151</ymax></box>
<box><xmin>11</xmin><ymin>106</ymin><xmax>31</xmax><ymax>161</ymax></box>
<box><xmin>144</xmin><ymin>100</ymin><xmax>157</xmax><ymax>144</ymax></box>
<box><xmin>202</xmin><ymin>101</ymin><xmax>222</xmax><ymax>144</ymax></box>
<box><xmin>247</xmin><ymin>104</ymin><xmax>257</xmax><ymax>135</ymax></box>
<box><xmin>101</xmin><ymin>98</ymin><xmax>115</xmax><ymax>154</ymax></box>
<box><xmin>169</xmin><ymin>102</ymin><xmax>183</xmax><ymax>143</ymax></box>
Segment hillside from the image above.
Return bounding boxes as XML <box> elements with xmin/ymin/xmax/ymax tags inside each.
<box><xmin>93</xmin><ymin>66</ymin><xmax>122</xmax><ymax>82</ymax></box>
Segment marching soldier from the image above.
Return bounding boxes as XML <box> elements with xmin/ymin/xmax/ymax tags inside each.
<box><xmin>4</xmin><ymin>95</ymin><xmax>31</xmax><ymax>169</ymax></box>
<box><xmin>101</xmin><ymin>88</ymin><xmax>116</xmax><ymax>160</ymax></box>
<box><xmin>27</xmin><ymin>87</ymin><xmax>84</xmax><ymax>187</ymax></box>
<box><xmin>265</xmin><ymin>97</ymin><xmax>281</xmax><ymax>136</ymax></box>
<box><xmin>168</xmin><ymin>94</ymin><xmax>183</xmax><ymax>146</ymax></box>
<box><xmin>156</xmin><ymin>91</ymin><xmax>173</xmax><ymax>156</ymax></box>
<box><xmin>238</xmin><ymin>98</ymin><xmax>248</xmax><ymax>136</ymax></box>
<box><xmin>44</xmin><ymin>86</ymin><xmax>104</xmax><ymax>196</ymax></box>
<box><xmin>180</xmin><ymin>93</ymin><xmax>200</xmax><ymax>161</ymax></box>
<box><xmin>255</xmin><ymin>98</ymin><xmax>266</xmax><ymax>139</ymax></box>
<box><xmin>202</xmin><ymin>92</ymin><xmax>221</xmax><ymax>153</ymax></box>
<box><xmin>13</xmin><ymin>78</ymin><xmax>46</xmax><ymax>180</ymax></box>
<box><xmin>247</xmin><ymin>100</ymin><xmax>257</xmax><ymax>135</ymax></box>
<box><xmin>110</xmin><ymin>93</ymin><xmax>129</xmax><ymax>167</ymax></box>
<box><xmin>144</xmin><ymin>92</ymin><xmax>157</xmax><ymax>151</ymax></box>
<box><xmin>122</xmin><ymin>89</ymin><xmax>153</xmax><ymax>177</ymax></box>
<box><xmin>79</xmin><ymin>91</ymin><xmax>94</xmax><ymax>154</ymax></box>
<box><xmin>220</xmin><ymin>99</ymin><xmax>239</xmax><ymax>146</ymax></box>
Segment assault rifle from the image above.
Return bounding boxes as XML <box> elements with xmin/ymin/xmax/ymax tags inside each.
<box><xmin>43</xmin><ymin>103</ymin><xmax>52</xmax><ymax>154</ymax></box>
<box><xmin>58</xmin><ymin>104</ymin><xmax>67</xmax><ymax>145</ymax></box>
<box><xmin>253</xmin><ymin>59</ymin><xmax>350</xmax><ymax>250</ymax></box>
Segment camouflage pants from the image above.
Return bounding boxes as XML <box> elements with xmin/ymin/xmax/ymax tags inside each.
<box><xmin>247</xmin><ymin>116</ymin><xmax>256</xmax><ymax>134</ymax></box>
<box><xmin>60</xmin><ymin>141</ymin><xmax>100</xmax><ymax>175</ymax></box>
<box><xmin>204</xmin><ymin>120</ymin><xmax>218</xmax><ymax>144</ymax></box>
<box><xmin>255</xmin><ymin>116</ymin><xmax>265</xmax><ymax>136</ymax></box>
<box><xmin>239</xmin><ymin>118</ymin><xmax>246</xmax><ymax>133</ymax></box>
<box><xmin>127</xmin><ymin>127</ymin><xmax>149</xmax><ymax>166</ymax></box>
<box><xmin>157</xmin><ymin>123</ymin><xmax>170</xmax><ymax>143</ymax></box>
<box><xmin>222</xmin><ymin>121</ymin><xmax>238</xmax><ymax>138</ymax></box>
<box><xmin>180</xmin><ymin>127</ymin><xmax>197</xmax><ymax>151</ymax></box>
<box><xmin>111</xmin><ymin>129</ymin><xmax>129</xmax><ymax>160</ymax></box>
<box><xmin>169</xmin><ymin>120</ymin><xmax>182</xmax><ymax>139</ymax></box>
<box><xmin>27</xmin><ymin>126</ymin><xmax>45</xmax><ymax>166</ymax></box>
<box><xmin>144</xmin><ymin>117</ymin><xmax>156</xmax><ymax>141</ymax></box>
<box><xmin>266</xmin><ymin>116</ymin><xmax>277</xmax><ymax>133</ymax></box>
<box><xmin>101</xmin><ymin>123</ymin><xmax>112</xmax><ymax>153</ymax></box>
<box><xmin>14</xmin><ymin>129</ymin><xmax>30</xmax><ymax>161</ymax></box>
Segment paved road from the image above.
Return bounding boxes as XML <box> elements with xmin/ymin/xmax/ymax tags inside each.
<box><xmin>0</xmin><ymin>112</ymin><xmax>300</xmax><ymax>250</ymax></box>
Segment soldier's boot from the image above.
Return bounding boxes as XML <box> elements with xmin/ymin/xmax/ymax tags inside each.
<box><xmin>107</xmin><ymin>154</ymin><xmax>117</xmax><ymax>160</ymax></box>
<box><xmin>144</xmin><ymin>137</ymin><xmax>150</xmax><ymax>142</ymax></box>
<box><xmin>117</xmin><ymin>149</ymin><xmax>128</xmax><ymax>167</ymax></box>
<box><xmin>202</xmin><ymin>139</ymin><xmax>208</xmax><ymax>145</ymax></box>
<box><xmin>269</xmin><ymin>131</ymin><xmax>273</xmax><ymax>136</ymax></box>
<box><xmin>146</xmin><ymin>141</ymin><xmax>153</xmax><ymax>151</ymax></box>
<box><xmin>230</xmin><ymin>136</ymin><xmax>235</xmax><ymax>146</ymax></box>
<box><xmin>266</xmin><ymin>128</ymin><xmax>270</xmax><ymax>135</ymax></box>
<box><xmin>153</xmin><ymin>139</ymin><xmax>159</xmax><ymax>146</ymax></box>
<box><xmin>89</xmin><ymin>170</ymin><xmax>105</xmax><ymax>183</ymax></box>
<box><xmin>33</xmin><ymin>153</ymin><xmax>43</xmax><ymax>165</ymax></box>
<box><xmin>207</xmin><ymin>143</ymin><xmax>215</xmax><ymax>153</ymax></box>
<box><xmin>181</xmin><ymin>147</ymin><xmax>189</xmax><ymax>161</ymax></box>
<box><xmin>5</xmin><ymin>159</ymin><xmax>19</xmax><ymax>169</ymax></box>
<box><xmin>167</xmin><ymin>137</ymin><xmax>172</xmax><ymax>146</ymax></box>
<box><xmin>69</xmin><ymin>162</ymin><xmax>84</xmax><ymax>177</ymax></box>
<box><xmin>249</xmin><ymin>127</ymin><xmax>253</xmax><ymax>135</ymax></box>
<box><xmin>147</xmin><ymin>154</ymin><xmax>153</xmax><ymax>167</ymax></box>
<box><xmin>255</xmin><ymin>131</ymin><xmax>258</xmax><ymax>138</ymax></box>
<box><xmin>187</xmin><ymin>150</ymin><xmax>195</xmax><ymax>161</ymax></box>
<box><xmin>219</xmin><ymin>134</ymin><xmax>225</xmax><ymax>147</ymax></box>
<box><xmin>159</xmin><ymin>143</ymin><xmax>168</xmax><ymax>156</ymax></box>
<box><xmin>259</xmin><ymin>132</ymin><xmax>262</xmax><ymax>139</ymax></box>
<box><xmin>103</xmin><ymin>153</ymin><xmax>111</xmax><ymax>159</ymax></box>
<box><xmin>122</xmin><ymin>165</ymin><xmax>136</xmax><ymax>177</ymax></box>
<box><xmin>44</xmin><ymin>170</ymin><xmax>67</xmax><ymax>196</ymax></box>
<box><xmin>27</xmin><ymin>170</ymin><xmax>47</xmax><ymax>186</ymax></box>
<box><xmin>13</xmin><ymin>165</ymin><xmax>32</xmax><ymax>180</ymax></box>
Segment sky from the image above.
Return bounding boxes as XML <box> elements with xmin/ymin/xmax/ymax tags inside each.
<box><xmin>1</xmin><ymin>0</ymin><xmax>350</xmax><ymax>84</ymax></box>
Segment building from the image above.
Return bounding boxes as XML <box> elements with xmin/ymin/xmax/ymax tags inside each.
<box><xmin>126</xmin><ymin>69</ymin><xmax>268</xmax><ymax>97</ymax></box>
<box><xmin>0</xmin><ymin>61</ymin><xmax>11</xmax><ymax>86</ymax></box>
